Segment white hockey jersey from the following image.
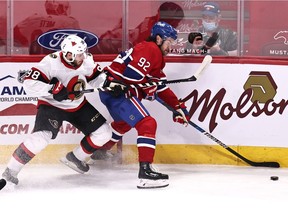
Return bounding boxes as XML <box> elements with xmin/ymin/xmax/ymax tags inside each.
<box><xmin>23</xmin><ymin>51</ymin><xmax>105</xmax><ymax>111</ymax></box>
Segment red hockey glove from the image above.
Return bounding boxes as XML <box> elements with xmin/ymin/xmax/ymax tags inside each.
<box><xmin>143</xmin><ymin>85</ymin><xmax>157</xmax><ymax>101</ymax></box>
<box><xmin>49</xmin><ymin>77</ymin><xmax>69</xmax><ymax>102</ymax></box>
<box><xmin>173</xmin><ymin>102</ymin><xmax>190</xmax><ymax>127</ymax></box>
<box><xmin>142</xmin><ymin>78</ymin><xmax>160</xmax><ymax>101</ymax></box>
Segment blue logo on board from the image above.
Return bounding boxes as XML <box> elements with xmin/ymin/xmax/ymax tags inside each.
<box><xmin>37</xmin><ymin>29</ymin><xmax>99</xmax><ymax>51</ymax></box>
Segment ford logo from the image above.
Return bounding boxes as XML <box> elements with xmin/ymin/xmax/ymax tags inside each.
<box><xmin>37</xmin><ymin>29</ymin><xmax>99</xmax><ymax>51</ymax></box>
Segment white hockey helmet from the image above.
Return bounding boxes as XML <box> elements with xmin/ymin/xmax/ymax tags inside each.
<box><xmin>60</xmin><ymin>35</ymin><xmax>87</xmax><ymax>63</ymax></box>
<box><xmin>45</xmin><ymin>0</ymin><xmax>71</xmax><ymax>16</ymax></box>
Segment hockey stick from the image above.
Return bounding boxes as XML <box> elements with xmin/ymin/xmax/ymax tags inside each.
<box><xmin>70</xmin><ymin>55</ymin><xmax>213</xmax><ymax>95</ymax></box>
<box><xmin>156</xmin><ymin>98</ymin><xmax>280</xmax><ymax>168</ymax></box>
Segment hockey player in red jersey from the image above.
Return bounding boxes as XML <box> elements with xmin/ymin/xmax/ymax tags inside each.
<box><xmin>94</xmin><ymin>21</ymin><xmax>190</xmax><ymax>189</ymax></box>
<box><xmin>14</xmin><ymin>0</ymin><xmax>80</xmax><ymax>54</ymax></box>
<box><xmin>1</xmin><ymin>35</ymin><xmax>111</xmax><ymax>187</ymax></box>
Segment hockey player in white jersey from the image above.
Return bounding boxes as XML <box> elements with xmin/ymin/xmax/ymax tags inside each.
<box><xmin>14</xmin><ymin>0</ymin><xmax>80</xmax><ymax>54</ymax></box>
<box><xmin>1</xmin><ymin>35</ymin><xmax>112</xmax><ymax>187</ymax></box>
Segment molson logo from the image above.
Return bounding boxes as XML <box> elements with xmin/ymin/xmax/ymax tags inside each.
<box><xmin>37</xmin><ymin>29</ymin><xmax>99</xmax><ymax>51</ymax></box>
<box><xmin>183</xmin><ymin>71</ymin><xmax>287</xmax><ymax>133</ymax></box>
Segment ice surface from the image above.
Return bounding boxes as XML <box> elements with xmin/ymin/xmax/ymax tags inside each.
<box><xmin>0</xmin><ymin>163</ymin><xmax>287</xmax><ymax>216</ymax></box>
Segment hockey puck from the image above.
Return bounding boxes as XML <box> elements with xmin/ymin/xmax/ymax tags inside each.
<box><xmin>270</xmin><ymin>176</ymin><xmax>279</xmax><ymax>181</ymax></box>
<box><xmin>0</xmin><ymin>178</ymin><xmax>7</xmax><ymax>190</ymax></box>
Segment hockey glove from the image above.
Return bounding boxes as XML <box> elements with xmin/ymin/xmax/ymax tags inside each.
<box><xmin>143</xmin><ymin>85</ymin><xmax>157</xmax><ymax>101</ymax></box>
<box><xmin>173</xmin><ymin>102</ymin><xmax>190</xmax><ymax>127</ymax></box>
<box><xmin>188</xmin><ymin>32</ymin><xmax>203</xmax><ymax>44</ymax></box>
<box><xmin>49</xmin><ymin>77</ymin><xmax>69</xmax><ymax>102</ymax></box>
<box><xmin>142</xmin><ymin>78</ymin><xmax>160</xmax><ymax>101</ymax></box>
<box><xmin>104</xmin><ymin>77</ymin><xmax>128</xmax><ymax>97</ymax></box>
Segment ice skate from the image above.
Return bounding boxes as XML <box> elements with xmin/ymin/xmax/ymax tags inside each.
<box><xmin>1</xmin><ymin>168</ymin><xmax>19</xmax><ymax>190</ymax></box>
<box><xmin>60</xmin><ymin>151</ymin><xmax>89</xmax><ymax>174</ymax></box>
<box><xmin>2</xmin><ymin>168</ymin><xmax>19</xmax><ymax>185</ymax></box>
<box><xmin>137</xmin><ymin>162</ymin><xmax>169</xmax><ymax>189</ymax></box>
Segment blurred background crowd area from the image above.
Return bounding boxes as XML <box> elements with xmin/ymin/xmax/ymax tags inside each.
<box><xmin>0</xmin><ymin>0</ymin><xmax>287</xmax><ymax>58</ymax></box>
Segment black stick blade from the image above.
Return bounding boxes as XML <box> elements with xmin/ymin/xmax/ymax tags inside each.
<box><xmin>227</xmin><ymin>147</ymin><xmax>280</xmax><ymax>168</ymax></box>
<box><xmin>249</xmin><ymin>161</ymin><xmax>280</xmax><ymax>168</ymax></box>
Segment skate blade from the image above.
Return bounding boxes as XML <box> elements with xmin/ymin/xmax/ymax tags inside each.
<box><xmin>59</xmin><ymin>157</ymin><xmax>85</xmax><ymax>174</ymax></box>
<box><xmin>137</xmin><ymin>178</ymin><xmax>169</xmax><ymax>189</ymax></box>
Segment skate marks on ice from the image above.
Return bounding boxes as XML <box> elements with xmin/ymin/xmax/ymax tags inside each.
<box><xmin>0</xmin><ymin>164</ymin><xmax>287</xmax><ymax>216</ymax></box>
